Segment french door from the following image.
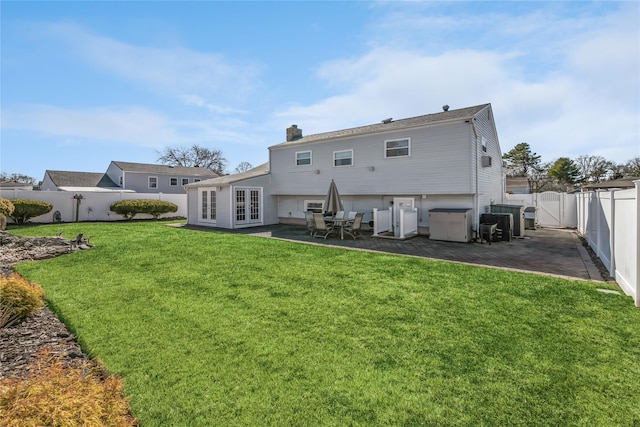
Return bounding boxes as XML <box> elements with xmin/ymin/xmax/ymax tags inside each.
<box><xmin>235</xmin><ymin>188</ymin><xmax>261</xmax><ymax>226</ymax></box>
<box><xmin>200</xmin><ymin>189</ymin><xmax>217</xmax><ymax>224</ymax></box>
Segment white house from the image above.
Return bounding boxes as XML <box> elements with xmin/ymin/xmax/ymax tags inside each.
<box><xmin>40</xmin><ymin>161</ymin><xmax>218</xmax><ymax>194</ymax></box>
<box><xmin>105</xmin><ymin>161</ymin><xmax>218</xmax><ymax>194</ymax></box>
<box><xmin>185</xmin><ymin>103</ymin><xmax>506</xmax><ymax>236</ymax></box>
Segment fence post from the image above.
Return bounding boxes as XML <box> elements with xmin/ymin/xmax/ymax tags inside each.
<box><xmin>635</xmin><ymin>181</ymin><xmax>640</xmax><ymax>307</ymax></box>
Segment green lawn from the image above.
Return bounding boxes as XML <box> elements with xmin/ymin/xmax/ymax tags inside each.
<box><xmin>10</xmin><ymin>222</ymin><xmax>640</xmax><ymax>426</ymax></box>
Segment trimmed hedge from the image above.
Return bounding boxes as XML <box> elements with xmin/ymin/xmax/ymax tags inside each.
<box><xmin>110</xmin><ymin>199</ymin><xmax>178</xmax><ymax>220</ymax></box>
<box><xmin>8</xmin><ymin>199</ymin><xmax>53</xmax><ymax>224</ymax></box>
<box><xmin>0</xmin><ymin>198</ymin><xmax>15</xmax><ymax>230</ymax></box>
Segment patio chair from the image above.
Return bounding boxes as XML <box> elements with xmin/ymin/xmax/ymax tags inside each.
<box><xmin>312</xmin><ymin>213</ymin><xmax>335</xmax><ymax>239</ymax></box>
<box><xmin>347</xmin><ymin>211</ymin><xmax>357</xmax><ymax>221</ymax></box>
<box><xmin>304</xmin><ymin>211</ymin><xmax>315</xmax><ymax>236</ymax></box>
<box><xmin>343</xmin><ymin>212</ymin><xmax>364</xmax><ymax>240</ymax></box>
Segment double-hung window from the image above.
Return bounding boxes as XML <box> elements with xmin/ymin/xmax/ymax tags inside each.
<box><xmin>170</xmin><ymin>177</ymin><xmax>178</xmax><ymax>186</ymax></box>
<box><xmin>385</xmin><ymin>138</ymin><xmax>410</xmax><ymax>158</ymax></box>
<box><xmin>296</xmin><ymin>150</ymin><xmax>312</xmax><ymax>166</ymax></box>
<box><xmin>148</xmin><ymin>176</ymin><xmax>158</xmax><ymax>189</ymax></box>
<box><xmin>333</xmin><ymin>149</ymin><xmax>353</xmax><ymax>167</ymax></box>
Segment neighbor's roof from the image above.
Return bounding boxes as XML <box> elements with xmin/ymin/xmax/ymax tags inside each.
<box><xmin>56</xmin><ymin>186</ymin><xmax>135</xmax><ymax>193</ymax></box>
<box><xmin>270</xmin><ymin>103</ymin><xmax>491</xmax><ymax>148</ymax></box>
<box><xmin>582</xmin><ymin>177</ymin><xmax>639</xmax><ymax>190</ymax></box>
<box><xmin>185</xmin><ymin>163</ymin><xmax>270</xmax><ymax>188</ymax></box>
<box><xmin>45</xmin><ymin>171</ymin><xmax>119</xmax><ymax>188</ymax></box>
<box><xmin>111</xmin><ymin>161</ymin><xmax>218</xmax><ymax>177</ymax></box>
<box><xmin>0</xmin><ymin>181</ymin><xmax>33</xmax><ymax>188</ymax></box>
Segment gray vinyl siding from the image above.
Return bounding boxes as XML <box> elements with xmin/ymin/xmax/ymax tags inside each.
<box><xmin>186</xmin><ymin>187</ymin><xmax>200</xmax><ymax>224</ymax></box>
<box><xmin>473</xmin><ymin>107</ymin><xmax>505</xmax><ymax>213</ymax></box>
<box><xmin>270</xmin><ymin>121</ymin><xmax>474</xmax><ymax>196</ymax></box>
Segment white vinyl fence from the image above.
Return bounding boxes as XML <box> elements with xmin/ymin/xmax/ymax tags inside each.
<box><xmin>0</xmin><ymin>190</ymin><xmax>187</xmax><ymax>223</ymax></box>
<box><xmin>372</xmin><ymin>207</ymin><xmax>418</xmax><ymax>239</ymax></box>
<box><xmin>577</xmin><ymin>182</ymin><xmax>639</xmax><ymax>307</ymax></box>
<box><xmin>505</xmin><ymin>191</ymin><xmax>577</xmax><ymax>228</ymax></box>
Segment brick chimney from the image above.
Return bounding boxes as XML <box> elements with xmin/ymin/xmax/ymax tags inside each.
<box><xmin>286</xmin><ymin>124</ymin><xmax>303</xmax><ymax>142</ymax></box>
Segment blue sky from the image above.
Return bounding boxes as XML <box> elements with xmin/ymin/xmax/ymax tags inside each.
<box><xmin>2</xmin><ymin>1</ymin><xmax>639</xmax><ymax>181</ymax></box>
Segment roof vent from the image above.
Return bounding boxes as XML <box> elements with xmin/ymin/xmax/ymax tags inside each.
<box><xmin>442</xmin><ymin>105</ymin><xmax>449</xmax><ymax>112</ymax></box>
<box><xmin>381</xmin><ymin>118</ymin><xmax>393</xmax><ymax>124</ymax></box>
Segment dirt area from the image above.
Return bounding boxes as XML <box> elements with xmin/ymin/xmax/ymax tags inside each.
<box><xmin>0</xmin><ymin>231</ymin><xmax>91</xmax><ymax>379</ymax></box>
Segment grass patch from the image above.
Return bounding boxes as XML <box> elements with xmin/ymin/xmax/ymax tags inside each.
<box><xmin>10</xmin><ymin>222</ymin><xmax>640</xmax><ymax>426</ymax></box>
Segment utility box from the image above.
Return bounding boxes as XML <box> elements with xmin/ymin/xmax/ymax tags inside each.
<box><xmin>491</xmin><ymin>204</ymin><xmax>525</xmax><ymax>237</ymax></box>
<box><xmin>428</xmin><ymin>208</ymin><xmax>473</xmax><ymax>242</ymax></box>
<box><xmin>524</xmin><ymin>207</ymin><xmax>536</xmax><ymax>230</ymax></box>
<box><xmin>480</xmin><ymin>213</ymin><xmax>513</xmax><ymax>242</ymax></box>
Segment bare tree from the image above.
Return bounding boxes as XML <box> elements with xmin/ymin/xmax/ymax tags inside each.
<box><xmin>0</xmin><ymin>172</ymin><xmax>36</xmax><ymax>184</ymax></box>
<box><xmin>575</xmin><ymin>155</ymin><xmax>614</xmax><ymax>184</ymax></box>
<box><xmin>234</xmin><ymin>162</ymin><xmax>253</xmax><ymax>174</ymax></box>
<box><xmin>156</xmin><ymin>144</ymin><xmax>227</xmax><ymax>175</ymax></box>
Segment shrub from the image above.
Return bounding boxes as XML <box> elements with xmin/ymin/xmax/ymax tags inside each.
<box><xmin>0</xmin><ymin>348</ymin><xmax>137</xmax><ymax>426</ymax></box>
<box><xmin>0</xmin><ymin>198</ymin><xmax>15</xmax><ymax>231</ymax></box>
<box><xmin>9</xmin><ymin>199</ymin><xmax>53</xmax><ymax>224</ymax></box>
<box><xmin>0</xmin><ymin>273</ymin><xmax>45</xmax><ymax>328</ymax></box>
<box><xmin>110</xmin><ymin>199</ymin><xmax>178</xmax><ymax>220</ymax></box>
<box><xmin>0</xmin><ymin>198</ymin><xmax>14</xmax><ymax>216</ymax></box>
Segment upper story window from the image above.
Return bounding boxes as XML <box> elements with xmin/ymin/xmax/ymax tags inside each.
<box><xmin>385</xmin><ymin>138</ymin><xmax>410</xmax><ymax>158</ymax></box>
<box><xmin>296</xmin><ymin>150</ymin><xmax>312</xmax><ymax>166</ymax></box>
<box><xmin>481</xmin><ymin>136</ymin><xmax>487</xmax><ymax>152</ymax></box>
<box><xmin>170</xmin><ymin>177</ymin><xmax>178</xmax><ymax>186</ymax></box>
<box><xmin>194</xmin><ymin>178</ymin><xmax>201</xmax><ymax>183</ymax></box>
<box><xmin>182</xmin><ymin>178</ymin><xmax>189</xmax><ymax>185</ymax></box>
<box><xmin>119</xmin><ymin>176</ymin><xmax>123</xmax><ymax>186</ymax></box>
<box><xmin>148</xmin><ymin>176</ymin><xmax>158</xmax><ymax>189</ymax></box>
<box><xmin>333</xmin><ymin>149</ymin><xmax>353</xmax><ymax>167</ymax></box>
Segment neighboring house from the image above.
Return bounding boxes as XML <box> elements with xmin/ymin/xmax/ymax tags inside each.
<box><xmin>0</xmin><ymin>181</ymin><xmax>34</xmax><ymax>191</ymax></box>
<box><xmin>41</xmin><ymin>170</ymin><xmax>125</xmax><ymax>192</ymax></box>
<box><xmin>105</xmin><ymin>161</ymin><xmax>218</xmax><ymax>194</ymax></box>
<box><xmin>186</xmin><ymin>103</ymin><xmax>506</xmax><ymax>235</ymax></box>
<box><xmin>581</xmin><ymin>177</ymin><xmax>640</xmax><ymax>191</ymax></box>
<box><xmin>506</xmin><ymin>176</ymin><xmax>531</xmax><ymax>194</ymax></box>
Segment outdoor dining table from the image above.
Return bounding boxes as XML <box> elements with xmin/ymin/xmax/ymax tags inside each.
<box><xmin>324</xmin><ymin>217</ymin><xmax>351</xmax><ymax>239</ymax></box>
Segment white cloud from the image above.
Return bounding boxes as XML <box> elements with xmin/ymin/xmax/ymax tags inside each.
<box><xmin>1</xmin><ymin>104</ymin><xmax>257</xmax><ymax>149</ymax></box>
<box><xmin>44</xmin><ymin>22</ymin><xmax>261</xmax><ymax>106</ymax></box>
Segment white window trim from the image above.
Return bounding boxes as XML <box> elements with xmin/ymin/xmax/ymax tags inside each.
<box><xmin>333</xmin><ymin>149</ymin><xmax>354</xmax><ymax>167</ymax></box>
<box><xmin>182</xmin><ymin>178</ymin><xmax>189</xmax><ymax>185</ymax></box>
<box><xmin>304</xmin><ymin>200</ymin><xmax>324</xmax><ymax>214</ymax></box>
<box><xmin>148</xmin><ymin>176</ymin><xmax>158</xmax><ymax>189</ymax></box>
<box><xmin>295</xmin><ymin>150</ymin><xmax>312</xmax><ymax>166</ymax></box>
<box><xmin>384</xmin><ymin>138</ymin><xmax>411</xmax><ymax>158</ymax></box>
<box><xmin>170</xmin><ymin>177</ymin><xmax>178</xmax><ymax>186</ymax></box>
<box><xmin>481</xmin><ymin>136</ymin><xmax>487</xmax><ymax>153</ymax></box>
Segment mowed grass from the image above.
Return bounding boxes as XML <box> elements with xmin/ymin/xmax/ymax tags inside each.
<box><xmin>10</xmin><ymin>222</ymin><xmax>640</xmax><ymax>426</ymax></box>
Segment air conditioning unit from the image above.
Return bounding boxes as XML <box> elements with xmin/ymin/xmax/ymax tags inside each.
<box><xmin>481</xmin><ymin>155</ymin><xmax>492</xmax><ymax>167</ymax></box>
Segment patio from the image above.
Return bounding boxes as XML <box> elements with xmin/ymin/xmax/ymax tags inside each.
<box><xmin>181</xmin><ymin>223</ymin><xmax>608</xmax><ymax>282</ymax></box>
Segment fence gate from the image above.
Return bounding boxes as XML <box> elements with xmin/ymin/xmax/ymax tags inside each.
<box><xmin>538</xmin><ymin>192</ymin><xmax>562</xmax><ymax>228</ymax></box>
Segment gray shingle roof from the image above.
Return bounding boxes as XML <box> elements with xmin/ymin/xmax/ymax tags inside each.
<box><xmin>582</xmin><ymin>177</ymin><xmax>639</xmax><ymax>190</ymax></box>
<box><xmin>185</xmin><ymin>163</ymin><xmax>270</xmax><ymax>188</ymax></box>
<box><xmin>45</xmin><ymin>171</ymin><xmax>118</xmax><ymax>188</ymax></box>
<box><xmin>271</xmin><ymin>103</ymin><xmax>491</xmax><ymax>148</ymax></box>
<box><xmin>111</xmin><ymin>161</ymin><xmax>218</xmax><ymax>177</ymax></box>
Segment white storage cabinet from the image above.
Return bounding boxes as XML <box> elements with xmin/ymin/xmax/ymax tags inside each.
<box><xmin>428</xmin><ymin>208</ymin><xmax>473</xmax><ymax>242</ymax></box>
